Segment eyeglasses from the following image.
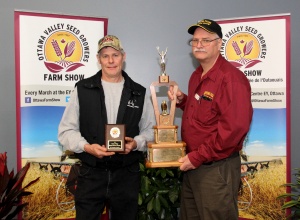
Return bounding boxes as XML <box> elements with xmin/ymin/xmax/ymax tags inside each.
<box><xmin>189</xmin><ymin>38</ymin><xmax>220</xmax><ymax>47</ymax></box>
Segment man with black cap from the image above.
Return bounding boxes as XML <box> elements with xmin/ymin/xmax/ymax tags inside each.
<box><xmin>58</xmin><ymin>35</ymin><xmax>155</xmax><ymax>220</ymax></box>
<box><xmin>168</xmin><ymin>19</ymin><xmax>253</xmax><ymax>219</ymax></box>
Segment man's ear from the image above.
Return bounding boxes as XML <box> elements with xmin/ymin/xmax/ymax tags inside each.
<box><xmin>217</xmin><ymin>39</ymin><xmax>222</xmax><ymax>51</ymax></box>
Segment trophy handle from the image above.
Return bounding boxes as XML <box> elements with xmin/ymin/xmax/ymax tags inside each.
<box><xmin>150</xmin><ymin>81</ymin><xmax>178</xmax><ymax>126</ymax></box>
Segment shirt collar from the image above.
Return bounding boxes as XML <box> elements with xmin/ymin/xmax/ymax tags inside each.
<box><xmin>196</xmin><ymin>54</ymin><xmax>224</xmax><ymax>82</ymax></box>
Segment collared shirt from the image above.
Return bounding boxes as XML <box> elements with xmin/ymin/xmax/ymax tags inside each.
<box><xmin>177</xmin><ymin>55</ymin><xmax>253</xmax><ymax>167</ymax></box>
<box><xmin>58</xmin><ymin>86</ymin><xmax>155</xmax><ymax>153</ymax></box>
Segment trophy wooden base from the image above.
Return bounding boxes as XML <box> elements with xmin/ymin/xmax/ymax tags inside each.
<box><xmin>146</xmin><ymin>141</ymin><xmax>186</xmax><ymax>168</ymax></box>
<box><xmin>145</xmin><ymin>160</ymin><xmax>183</xmax><ymax>168</ymax></box>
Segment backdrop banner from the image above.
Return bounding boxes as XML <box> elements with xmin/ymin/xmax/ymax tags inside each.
<box><xmin>218</xmin><ymin>14</ymin><xmax>290</xmax><ymax>220</ymax></box>
<box><xmin>15</xmin><ymin>10</ymin><xmax>108</xmax><ymax>219</ymax></box>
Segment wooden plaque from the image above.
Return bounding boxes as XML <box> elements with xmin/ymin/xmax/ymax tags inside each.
<box><xmin>105</xmin><ymin>124</ymin><xmax>125</xmax><ymax>152</ymax></box>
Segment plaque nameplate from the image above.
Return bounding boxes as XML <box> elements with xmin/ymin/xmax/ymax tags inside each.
<box><xmin>154</xmin><ymin>125</ymin><xmax>178</xmax><ymax>143</ymax></box>
<box><xmin>152</xmin><ymin>148</ymin><xmax>183</xmax><ymax>162</ymax></box>
<box><xmin>105</xmin><ymin>124</ymin><xmax>125</xmax><ymax>152</ymax></box>
<box><xmin>146</xmin><ymin>141</ymin><xmax>186</xmax><ymax>168</ymax></box>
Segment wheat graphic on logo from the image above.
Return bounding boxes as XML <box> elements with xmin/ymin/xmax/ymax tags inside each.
<box><xmin>44</xmin><ymin>39</ymin><xmax>84</xmax><ymax>73</ymax></box>
<box><xmin>229</xmin><ymin>39</ymin><xmax>261</xmax><ymax>69</ymax></box>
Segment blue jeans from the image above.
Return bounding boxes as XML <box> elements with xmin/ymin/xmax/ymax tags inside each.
<box><xmin>75</xmin><ymin>161</ymin><xmax>140</xmax><ymax>220</ymax></box>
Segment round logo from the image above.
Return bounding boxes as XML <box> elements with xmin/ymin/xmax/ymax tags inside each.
<box><xmin>37</xmin><ymin>24</ymin><xmax>91</xmax><ymax>74</ymax></box>
<box><xmin>44</xmin><ymin>31</ymin><xmax>83</xmax><ymax>63</ymax></box>
<box><xmin>225</xmin><ymin>33</ymin><xmax>260</xmax><ymax>62</ymax></box>
<box><xmin>110</xmin><ymin>127</ymin><xmax>121</xmax><ymax>138</ymax></box>
<box><xmin>221</xmin><ymin>29</ymin><xmax>267</xmax><ymax>70</ymax></box>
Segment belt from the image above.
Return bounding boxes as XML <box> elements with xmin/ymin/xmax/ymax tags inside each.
<box><xmin>202</xmin><ymin>151</ymin><xmax>239</xmax><ymax>165</ymax></box>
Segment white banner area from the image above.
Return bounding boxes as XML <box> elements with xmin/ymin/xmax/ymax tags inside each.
<box><xmin>16</xmin><ymin>11</ymin><xmax>107</xmax><ymax>161</ymax></box>
<box><xmin>15</xmin><ymin>11</ymin><xmax>108</xmax><ymax>219</ymax></box>
<box><xmin>219</xmin><ymin>16</ymin><xmax>287</xmax><ymax>109</ymax></box>
<box><xmin>218</xmin><ymin>14</ymin><xmax>290</xmax><ymax>220</ymax></box>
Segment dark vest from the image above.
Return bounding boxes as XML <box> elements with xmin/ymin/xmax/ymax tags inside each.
<box><xmin>74</xmin><ymin>70</ymin><xmax>146</xmax><ymax>167</ymax></box>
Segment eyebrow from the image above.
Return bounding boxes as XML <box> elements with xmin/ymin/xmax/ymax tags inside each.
<box><xmin>192</xmin><ymin>37</ymin><xmax>211</xmax><ymax>40</ymax></box>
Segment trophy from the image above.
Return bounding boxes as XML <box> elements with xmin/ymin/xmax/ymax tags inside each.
<box><xmin>145</xmin><ymin>47</ymin><xmax>186</xmax><ymax>168</ymax></box>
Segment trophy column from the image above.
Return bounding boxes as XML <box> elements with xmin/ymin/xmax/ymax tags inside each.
<box><xmin>146</xmin><ymin>47</ymin><xmax>186</xmax><ymax>168</ymax></box>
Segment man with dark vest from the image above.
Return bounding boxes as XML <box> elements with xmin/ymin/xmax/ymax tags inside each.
<box><xmin>58</xmin><ymin>35</ymin><xmax>155</xmax><ymax>220</ymax></box>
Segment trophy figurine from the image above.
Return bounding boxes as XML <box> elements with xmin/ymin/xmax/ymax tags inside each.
<box><xmin>161</xmin><ymin>100</ymin><xmax>168</xmax><ymax>115</ymax></box>
<box><xmin>146</xmin><ymin>47</ymin><xmax>186</xmax><ymax>168</ymax></box>
<box><xmin>156</xmin><ymin>47</ymin><xmax>169</xmax><ymax>83</ymax></box>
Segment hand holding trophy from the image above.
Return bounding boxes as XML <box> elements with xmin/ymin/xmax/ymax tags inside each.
<box><xmin>146</xmin><ymin>47</ymin><xmax>186</xmax><ymax>168</ymax></box>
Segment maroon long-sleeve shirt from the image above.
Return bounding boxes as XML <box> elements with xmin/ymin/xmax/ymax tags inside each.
<box><xmin>177</xmin><ymin>55</ymin><xmax>253</xmax><ymax>168</ymax></box>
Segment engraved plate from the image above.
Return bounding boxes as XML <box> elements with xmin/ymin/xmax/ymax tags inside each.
<box><xmin>152</xmin><ymin>148</ymin><xmax>183</xmax><ymax>162</ymax></box>
<box><xmin>159</xmin><ymin>115</ymin><xmax>171</xmax><ymax>126</ymax></box>
<box><xmin>157</xmin><ymin>129</ymin><xmax>176</xmax><ymax>143</ymax></box>
<box><xmin>159</xmin><ymin>75</ymin><xmax>169</xmax><ymax>83</ymax></box>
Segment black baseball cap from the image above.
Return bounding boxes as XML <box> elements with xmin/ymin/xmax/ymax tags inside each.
<box><xmin>187</xmin><ymin>19</ymin><xmax>223</xmax><ymax>38</ymax></box>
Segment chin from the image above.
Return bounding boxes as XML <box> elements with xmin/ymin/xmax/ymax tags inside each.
<box><xmin>194</xmin><ymin>54</ymin><xmax>207</xmax><ymax>60</ymax></box>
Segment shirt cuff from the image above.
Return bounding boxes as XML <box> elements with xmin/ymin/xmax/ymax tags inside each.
<box><xmin>133</xmin><ymin>136</ymin><xmax>146</xmax><ymax>152</ymax></box>
<box><xmin>78</xmin><ymin>140</ymin><xmax>89</xmax><ymax>153</ymax></box>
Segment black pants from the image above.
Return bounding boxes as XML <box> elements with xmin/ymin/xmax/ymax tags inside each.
<box><xmin>75</xmin><ymin>161</ymin><xmax>140</xmax><ymax>220</ymax></box>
